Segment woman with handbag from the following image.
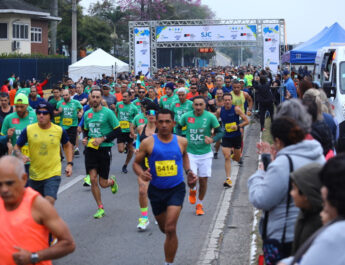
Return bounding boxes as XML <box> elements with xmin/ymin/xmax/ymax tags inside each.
<box><xmin>248</xmin><ymin>107</ymin><xmax>325</xmax><ymax>265</ymax></box>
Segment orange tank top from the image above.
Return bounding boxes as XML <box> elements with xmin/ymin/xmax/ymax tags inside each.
<box><xmin>0</xmin><ymin>187</ymin><xmax>52</xmax><ymax>265</ymax></box>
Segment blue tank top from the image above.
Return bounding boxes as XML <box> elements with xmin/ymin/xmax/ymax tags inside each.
<box><xmin>148</xmin><ymin>134</ymin><xmax>184</xmax><ymax>189</ymax></box>
<box><xmin>220</xmin><ymin>105</ymin><xmax>241</xmax><ymax>138</ymax></box>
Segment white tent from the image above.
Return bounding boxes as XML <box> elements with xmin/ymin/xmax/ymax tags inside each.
<box><xmin>68</xmin><ymin>48</ymin><xmax>129</xmax><ymax>81</ymax></box>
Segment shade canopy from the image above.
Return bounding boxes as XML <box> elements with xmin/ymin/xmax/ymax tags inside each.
<box><xmin>282</xmin><ymin>23</ymin><xmax>345</xmax><ymax>64</ymax></box>
<box><xmin>68</xmin><ymin>48</ymin><xmax>129</xmax><ymax>81</ymax></box>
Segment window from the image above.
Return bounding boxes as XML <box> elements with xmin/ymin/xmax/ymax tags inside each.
<box><xmin>31</xmin><ymin>27</ymin><xmax>42</xmax><ymax>43</ymax></box>
<box><xmin>13</xmin><ymin>23</ymin><xmax>29</xmax><ymax>40</ymax></box>
<box><xmin>340</xmin><ymin>62</ymin><xmax>345</xmax><ymax>94</ymax></box>
<box><xmin>0</xmin><ymin>23</ymin><xmax>7</xmax><ymax>39</ymax></box>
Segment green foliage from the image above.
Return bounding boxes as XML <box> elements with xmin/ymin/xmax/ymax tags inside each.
<box><xmin>78</xmin><ymin>16</ymin><xmax>113</xmax><ymax>51</ymax></box>
<box><xmin>0</xmin><ymin>53</ymin><xmax>67</xmax><ymax>59</ymax></box>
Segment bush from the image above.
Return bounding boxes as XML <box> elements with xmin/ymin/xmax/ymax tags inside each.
<box><xmin>0</xmin><ymin>53</ymin><xmax>67</xmax><ymax>59</ymax></box>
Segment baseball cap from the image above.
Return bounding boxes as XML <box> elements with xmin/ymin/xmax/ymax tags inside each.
<box><xmin>37</xmin><ymin>102</ymin><xmax>54</xmax><ymax>118</ymax></box>
<box><xmin>165</xmin><ymin>82</ymin><xmax>175</xmax><ymax>91</ymax></box>
<box><xmin>283</xmin><ymin>70</ymin><xmax>290</xmax><ymax>76</ymax></box>
<box><xmin>14</xmin><ymin>94</ymin><xmax>29</xmax><ymax>105</ymax></box>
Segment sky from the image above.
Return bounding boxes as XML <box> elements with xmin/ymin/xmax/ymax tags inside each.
<box><xmin>80</xmin><ymin>0</ymin><xmax>345</xmax><ymax>44</ymax></box>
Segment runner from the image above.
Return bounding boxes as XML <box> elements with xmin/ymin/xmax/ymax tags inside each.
<box><xmin>56</xmin><ymin>89</ymin><xmax>83</xmax><ymax>159</ymax></box>
<box><xmin>82</xmin><ymin>88</ymin><xmax>121</xmax><ymax>218</ymax></box>
<box><xmin>159</xmin><ymin>83</ymin><xmax>175</xmax><ymax>110</ymax></box>
<box><xmin>186</xmin><ymin>82</ymin><xmax>199</xmax><ymax>100</ymax></box>
<box><xmin>133</xmin><ymin>108</ymin><xmax>197</xmax><ymax>265</ymax></box>
<box><xmin>213</xmin><ymin>89</ymin><xmax>225</xmax><ymax>159</ymax></box>
<box><xmin>14</xmin><ymin>102</ymin><xmax>73</xmax><ymax>205</ymax></box>
<box><xmin>135</xmin><ymin>104</ymin><xmax>159</xmax><ymax>231</ymax></box>
<box><xmin>0</xmin><ymin>92</ymin><xmax>13</xmax><ymax>123</ymax></box>
<box><xmin>178</xmin><ymin>96</ymin><xmax>224</xmax><ymax>215</ymax></box>
<box><xmin>0</xmin><ymin>156</ymin><xmax>76</xmax><ymax>264</ymax></box>
<box><xmin>29</xmin><ymin>85</ymin><xmax>46</xmax><ymax>110</ymax></box>
<box><xmin>132</xmin><ymin>87</ymin><xmax>150</xmax><ymax>112</ymax></box>
<box><xmin>115</xmin><ymin>90</ymin><xmax>138</xmax><ymax>173</ymax></box>
<box><xmin>1</xmin><ymin>94</ymin><xmax>37</xmax><ymax>176</ymax></box>
<box><xmin>172</xmin><ymin>87</ymin><xmax>193</xmax><ymax>136</ymax></box>
<box><xmin>216</xmin><ymin>93</ymin><xmax>248</xmax><ymax>187</ymax></box>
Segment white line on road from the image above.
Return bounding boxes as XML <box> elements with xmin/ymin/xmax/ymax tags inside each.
<box><xmin>249</xmin><ymin>131</ymin><xmax>263</xmax><ymax>264</ymax></box>
<box><xmin>197</xmin><ymin>126</ymin><xmax>250</xmax><ymax>265</ymax></box>
<box><xmin>58</xmin><ymin>175</ymin><xmax>85</xmax><ymax>194</ymax></box>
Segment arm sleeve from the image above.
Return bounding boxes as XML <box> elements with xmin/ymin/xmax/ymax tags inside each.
<box><xmin>0</xmin><ymin>135</ymin><xmax>8</xmax><ymax>145</ymax></box>
<box><xmin>104</xmin><ymin>127</ymin><xmax>122</xmax><ymax>142</ymax></box>
<box><xmin>212</xmin><ymin>126</ymin><xmax>224</xmax><ymax>142</ymax></box>
<box><xmin>247</xmin><ymin>156</ymin><xmax>290</xmax><ymax>211</ymax></box>
<box><xmin>16</xmin><ymin>128</ymin><xmax>28</xmax><ymax>147</ymax></box>
<box><xmin>1</xmin><ymin>115</ymin><xmax>10</xmax><ymax>136</ymax></box>
<box><xmin>61</xmin><ymin>128</ymin><xmax>69</xmax><ymax>145</ymax></box>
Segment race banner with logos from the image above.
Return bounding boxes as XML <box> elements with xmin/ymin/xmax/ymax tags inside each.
<box><xmin>134</xmin><ymin>27</ymin><xmax>150</xmax><ymax>77</ymax></box>
<box><xmin>263</xmin><ymin>24</ymin><xmax>280</xmax><ymax>73</ymax></box>
<box><xmin>156</xmin><ymin>25</ymin><xmax>257</xmax><ymax>42</ymax></box>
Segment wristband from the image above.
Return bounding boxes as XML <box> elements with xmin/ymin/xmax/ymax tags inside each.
<box><xmin>185</xmin><ymin>169</ymin><xmax>191</xmax><ymax>175</ymax></box>
<box><xmin>67</xmin><ymin>162</ymin><xmax>74</xmax><ymax>166</ymax></box>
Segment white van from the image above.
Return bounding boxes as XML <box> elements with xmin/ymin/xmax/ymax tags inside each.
<box><xmin>313</xmin><ymin>45</ymin><xmax>345</xmax><ymax>136</ymax></box>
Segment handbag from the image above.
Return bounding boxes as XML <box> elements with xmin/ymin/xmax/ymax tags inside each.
<box><xmin>260</xmin><ymin>154</ymin><xmax>294</xmax><ymax>265</ymax></box>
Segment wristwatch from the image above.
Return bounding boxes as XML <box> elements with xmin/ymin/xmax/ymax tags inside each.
<box><xmin>67</xmin><ymin>162</ymin><xmax>74</xmax><ymax>166</ymax></box>
<box><xmin>30</xmin><ymin>253</ymin><xmax>39</xmax><ymax>264</ymax></box>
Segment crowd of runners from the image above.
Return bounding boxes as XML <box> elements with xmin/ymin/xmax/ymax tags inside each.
<box><xmin>0</xmin><ymin>65</ymin><xmax>345</xmax><ymax>265</ymax></box>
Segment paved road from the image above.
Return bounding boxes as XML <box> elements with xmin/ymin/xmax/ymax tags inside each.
<box><xmin>210</xmin><ymin>52</ymin><xmax>232</xmax><ymax>67</ymax></box>
<box><xmin>54</xmin><ymin>137</ymin><xmax>243</xmax><ymax>265</ymax></box>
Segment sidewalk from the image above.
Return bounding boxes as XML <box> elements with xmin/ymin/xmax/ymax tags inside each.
<box><xmin>197</xmin><ymin>120</ymin><xmax>261</xmax><ymax>265</ymax></box>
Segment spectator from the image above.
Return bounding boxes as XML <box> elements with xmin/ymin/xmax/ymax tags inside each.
<box><xmin>290</xmin><ymin>163</ymin><xmax>323</xmax><ymax>254</ymax></box>
<box><xmin>283</xmin><ymin>70</ymin><xmax>297</xmax><ymax>99</ymax></box>
<box><xmin>279</xmin><ymin>155</ymin><xmax>345</xmax><ymax>265</ymax></box>
<box><xmin>0</xmin><ymin>93</ymin><xmax>13</xmax><ymax>123</ymax></box>
<box><xmin>249</xmin><ymin>110</ymin><xmax>325</xmax><ymax>264</ymax></box>
<box><xmin>9</xmin><ymin>82</ymin><xmax>18</xmax><ymax>106</ymax></box>
<box><xmin>29</xmin><ymin>86</ymin><xmax>46</xmax><ymax>110</ymax></box>
<box><xmin>253</xmin><ymin>74</ymin><xmax>274</xmax><ymax>131</ymax></box>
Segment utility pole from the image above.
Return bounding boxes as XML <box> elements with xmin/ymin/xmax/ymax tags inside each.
<box><xmin>50</xmin><ymin>0</ymin><xmax>58</xmax><ymax>55</ymax></box>
<box><xmin>71</xmin><ymin>0</ymin><xmax>77</xmax><ymax>63</ymax></box>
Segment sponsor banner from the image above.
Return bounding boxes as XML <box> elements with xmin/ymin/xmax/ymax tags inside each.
<box><xmin>134</xmin><ymin>27</ymin><xmax>151</xmax><ymax>77</ymax></box>
<box><xmin>263</xmin><ymin>24</ymin><xmax>280</xmax><ymax>74</ymax></box>
<box><xmin>156</xmin><ymin>25</ymin><xmax>257</xmax><ymax>42</ymax></box>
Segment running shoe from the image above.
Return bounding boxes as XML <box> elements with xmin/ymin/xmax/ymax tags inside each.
<box><xmin>213</xmin><ymin>152</ymin><xmax>218</xmax><ymax>159</ymax></box>
<box><xmin>74</xmin><ymin>147</ymin><xmax>80</xmax><ymax>157</ymax></box>
<box><xmin>196</xmin><ymin>204</ymin><xmax>204</xmax><ymax>216</ymax></box>
<box><xmin>93</xmin><ymin>208</ymin><xmax>105</xmax><ymax>219</ymax></box>
<box><xmin>137</xmin><ymin>217</ymin><xmax>150</xmax><ymax>231</ymax></box>
<box><xmin>223</xmin><ymin>178</ymin><xmax>233</xmax><ymax>188</ymax></box>
<box><xmin>83</xmin><ymin>174</ymin><xmax>91</xmax><ymax>186</ymax></box>
<box><xmin>110</xmin><ymin>175</ymin><xmax>118</xmax><ymax>194</ymax></box>
<box><xmin>189</xmin><ymin>189</ymin><xmax>197</xmax><ymax>204</ymax></box>
<box><xmin>238</xmin><ymin>157</ymin><xmax>243</xmax><ymax>165</ymax></box>
<box><xmin>122</xmin><ymin>164</ymin><xmax>128</xmax><ymax>174</ymax></box>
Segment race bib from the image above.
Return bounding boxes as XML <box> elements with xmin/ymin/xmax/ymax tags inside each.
<box><xmin>120</xmin><ymin>121</ymin><xmax>130</xmax><ymax>129</ymax></box>
<box><xmin>21</xmin><ymin>145</ymin><xmax>30</xmax><ymax>157</ymax></box>
<box><xmin>87</xmin><ymin>138</ymin><xmax>99</xmax><ymax>150</ymax></box>
<box><xmin>54</xmin><ymin>116</ymin><xmax>61</xmax><ymax>124</ymax></box>
<box><xmin>155</xmin><ymin>160</ymin><xmax>177</xmax><ymax>177</ymax></box>
<box><xmin>62</xmin><ymin>118</ymin><xmax>73</xmax><ymax>126</ymax></box>
<box><xmin>145</xmin><ymin>157</ymin><xmax>149</xmax><ymax>169</ymax></box>
<box><xmin>225</xmin><ymin>122</ymin><xmax>237</xmax><ymax>133</ymax></box>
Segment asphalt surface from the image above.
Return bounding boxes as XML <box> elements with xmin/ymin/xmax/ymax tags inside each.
<box><xmin>53</xmin><ymin>121</ymin><xmax>259</xmax><ymax>265</ymax></box>
<box><xmin>54</xmin><ymin>145</ymin><xmax>234</xmax><ymax>264</ymax></box>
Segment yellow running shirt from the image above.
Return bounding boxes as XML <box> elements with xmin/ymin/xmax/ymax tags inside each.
<box><xmin>16</xmin><ymin>123</ymin><xmax>69</xmax><ymax>181</ymax></box>
<box><xmin>231</xmin><ymin>91</ymin><xmax>246</xmax><ymax>113</ymax></box>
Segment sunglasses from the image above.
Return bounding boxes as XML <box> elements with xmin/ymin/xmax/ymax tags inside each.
<box><xmin>139</xmin><ymin>91</ymin><xmax>146</xmax><ymax>94</ymax></box>
<box><xmin>37</xmin><ymin>110</ymin><xmax>50</xmax><ymax>115</ymax></box>
<box><xmin>146</xmin><ymin>110</ymin><xmax>156</xmax><ymax>116</ymax></box>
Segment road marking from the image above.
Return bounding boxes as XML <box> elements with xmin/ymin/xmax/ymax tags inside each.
<box><xmin>58</xmin><ymin>175</ymin><xmax>85</xmax><ymax>194</ymax></box>
<box><xmin>249</xmin><ymin>131</ymin><xmax>262</xmax><ymax>264</ymax></box>
<box><xmin>197</xmin><ymin>126</ymin><xmax>250</xmax><ymax>265</ymax></box>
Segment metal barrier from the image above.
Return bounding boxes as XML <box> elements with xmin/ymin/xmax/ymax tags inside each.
<box><xmin>0</xmin><ymin>58</ymin><xmax>71</xmax><ymax>89</ymax></box>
